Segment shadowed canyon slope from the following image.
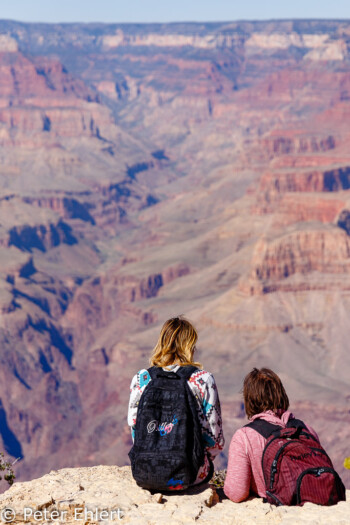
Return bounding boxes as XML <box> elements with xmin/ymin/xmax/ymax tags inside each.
<box><xmin>0</xmin><ymin>20</ymin><xmax>348</xmax><ymax>485</ymax></box>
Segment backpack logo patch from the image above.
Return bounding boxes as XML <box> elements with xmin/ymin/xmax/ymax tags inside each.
<box><xmin>290</xmin><ymin>450</ymin><xmax>325</xmax><ymax>462</ymax></box>
<box><xmin>167</xmin><ymin>478</ymin><xmax>184</xmax><ymax>490</ymax></box>
<box><xmin>147</xmin><ymin>415</ymin><xmax>178</xmax><ymax>436</ymax></box>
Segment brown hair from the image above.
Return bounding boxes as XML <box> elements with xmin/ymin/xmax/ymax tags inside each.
<box><xmin>243</xmin><ymin>368</ymin><xmax>289</xmax><ymax>419</ymax></box>
<box><xmin>150</xmin><ymin>316</ymin><xmax>202</xmax><ymax>368</ymax></box>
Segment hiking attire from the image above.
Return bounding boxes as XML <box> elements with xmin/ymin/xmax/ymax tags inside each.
<box><xmin>224</xmin><ymin>410</ymin><xmax>319</xmax><ymax>502</ymax></box>
<box><xmin>128</xmin><ymin>365</ymin><xmax>225</xmax><ymax>485</ymax></box>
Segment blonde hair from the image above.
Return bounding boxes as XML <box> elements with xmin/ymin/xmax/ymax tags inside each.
<box><xmin>150</xmin><ymin>316</ymin><xmax>202</xmax><ymax>368</ymax></box>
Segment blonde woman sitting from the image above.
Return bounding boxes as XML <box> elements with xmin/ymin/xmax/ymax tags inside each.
<box><xmin>128</xmin><ymin>316</ymin><xmax>224</xmax><ymax>490</ymax></box>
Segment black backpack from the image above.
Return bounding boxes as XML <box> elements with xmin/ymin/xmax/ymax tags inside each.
<box><xmin>128</xmin><ymin>365</ymin><xmax>205</xmax><ymax>491</ymax></box>
<box><xmin>246</xmin><ymin>418</ymin><xmax>346</xmax><ymax>506</ymax></box>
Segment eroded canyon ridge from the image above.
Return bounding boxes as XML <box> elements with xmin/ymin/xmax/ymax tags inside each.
<box><xmin>0</xmin><ymin>19</ymin><xmax>349</xmax><ymax>483</ymax></box>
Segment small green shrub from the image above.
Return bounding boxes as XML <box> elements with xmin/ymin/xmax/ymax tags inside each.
<box><xmin>0</xmin><ymin>453</ymin><xmax>16</xmax><ymax>486</ymax></box>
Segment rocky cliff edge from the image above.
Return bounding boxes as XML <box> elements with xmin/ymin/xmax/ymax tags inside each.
<box><xmin>0</xmin><ymin>465</ymin><xmax>348</xmax><ymax>524</ymax></box>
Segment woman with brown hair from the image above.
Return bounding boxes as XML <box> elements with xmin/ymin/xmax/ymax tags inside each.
<box><xmin>128</xmin><ymin>316</ymin><xmax>224</xmax><ymax>488</ymax></box>
<box><xmin>224</xmin><ymin>367</ymin><xmax>321</xmax><ymax>503</ymax></box>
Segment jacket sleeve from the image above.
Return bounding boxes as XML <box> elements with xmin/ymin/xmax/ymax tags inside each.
<box><xmin>127</xmin><ymin>369</ymin><xmax>151</xmax><ymax>442</ymax></box>
<box><xmin>224</xmin><ymin>429</ymin><xmax>252</xmax><ymax>502</ymax></box>
<box><xmin>192</xmin><ymin>372</ymin><xmax>225</xmax><ymax>460</ymax></box>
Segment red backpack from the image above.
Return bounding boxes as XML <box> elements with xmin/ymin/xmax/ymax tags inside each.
<box><xmin>246</xmin><ymin>418</ymin><xmax>346</xmax><ymax>506</ymax></box>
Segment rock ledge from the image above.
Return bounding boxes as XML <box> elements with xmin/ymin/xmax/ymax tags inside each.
<box><xmin>0</xmin><ymin>465</ymin><xmax>348</xmax><ymax>524</ymax></box>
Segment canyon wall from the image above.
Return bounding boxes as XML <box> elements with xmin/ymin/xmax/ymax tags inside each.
<box><xmin>0</xmin><ymin>19</ymin><xmax>348</xmax><ymax>488</ymax></box>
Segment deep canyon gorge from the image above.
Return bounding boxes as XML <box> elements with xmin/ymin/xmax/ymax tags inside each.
<box><xmin>0</xmin><ymin>19</ymin><xmax>348</xmax><ymax>486</ymax></box>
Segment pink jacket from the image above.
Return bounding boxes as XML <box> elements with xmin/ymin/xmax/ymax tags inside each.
<box><xmin>224</xmin><ymin>410</ymin><xmax>319</xmax><ymax>503</ymax></box>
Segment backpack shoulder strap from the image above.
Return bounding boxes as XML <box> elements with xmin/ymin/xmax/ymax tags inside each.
<box><xmin>147</xmin><ymin>365</ymin><xmax>198</xmax><ymax>381</ymax></box>
<box><xmin>175</xmin><ymin>365</ymin><xmax>198</xmax><ymax>380</ymax></box>
<box><xmin>147</xmin><ymin>366</ymin><xmax>159</xmax><ymax>380</ymax></box>
<box><xmin>286</xmin><ymin>418</ymin><xmax>307</xmax><ymax>430</ymax></box>
<box><xmin>245</xmin><ymin>419</ymin><xmax>281</xmax><ymax>439</ymax></box>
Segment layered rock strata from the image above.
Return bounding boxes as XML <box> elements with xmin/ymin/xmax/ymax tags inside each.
<box><xmin>0</xmin><ymin>19</ymin><xmax>349</xmax><ymax>488</ymax></box>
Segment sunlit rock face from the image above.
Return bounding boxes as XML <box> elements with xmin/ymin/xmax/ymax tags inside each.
<box><xmin>0</xmin><ymin>19</ymin><xmax>349</xmax><ymax>485</ymax></box>
<box><xmin>0</xmin><ymin>465</ymin><xmax>349</xmax><ymax>524</ymax></box>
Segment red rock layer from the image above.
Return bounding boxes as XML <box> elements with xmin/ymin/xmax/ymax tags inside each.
<box><xmin>241</xmin><ymin>229</ymin><xmax>350</xmax><ymax>295</ymax></box>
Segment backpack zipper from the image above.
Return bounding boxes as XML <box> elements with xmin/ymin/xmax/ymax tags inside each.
<box><xmin>309</xmin><ymin>447</ymin><xmax>332</xmax><ymax>464</ymax></box>
<box><xmin>261</xmin><ymin>434</ymin><xmax>281</xmax><ymax>487</ymax></box>
<box><xmin>270</xmin><ymin>440</ymin><xmax>303</xmax><ymax>489</ymax></box>
<box><xmin>262</xmin><ymin>437</ymin><xmax>299</xmax><ymax>489</ymax></box>
<box><xmin>269</xmin><ymin>442</ymin><xmax>331</xmax><ymax>490</ymax></box>
<box><xmin>261</xmin><ymin>431</ymin><xmax>323</xmax><ymax>489</ymax></box>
